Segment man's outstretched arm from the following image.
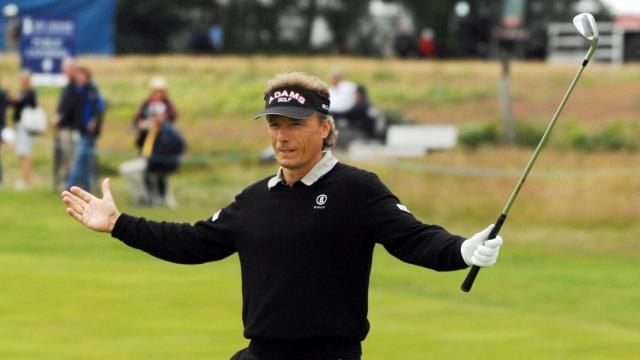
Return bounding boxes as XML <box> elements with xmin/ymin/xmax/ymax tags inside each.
<box><xmin>61</xmin><ymin>179</ymin><xmax>236</xmax><ymax>264</ymax></box>
<box><xmin>357</xmin><ymin>173</ymin><xmax>502</xmax><ymax>271</ymax></box>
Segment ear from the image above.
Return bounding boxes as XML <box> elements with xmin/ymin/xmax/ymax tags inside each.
<box><xmin>318</xmin><ymin>115</ymin><xmax>330</xmax><ymax>139</ymax></box>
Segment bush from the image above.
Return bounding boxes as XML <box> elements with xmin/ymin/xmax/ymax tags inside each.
<box><xmin>515</xmin><ymin>121</ymin><xmax>545</xmax><ymax>148</ymax></box>
<box><xmin>593</xmin><ymin>123</ymin><xmax>637</xmax><ymax>151</ymax></box>
<box><xmin>459</xmin><ymin>122</ymin><xmax>500</xmax><ymax>149</ymax></box>
<box><xmin>458</xmin><ymin>119</ymin><xmax>639</xmax><ymax>152</ymax></box>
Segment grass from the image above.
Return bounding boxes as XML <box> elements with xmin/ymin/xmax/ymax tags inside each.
<box><xmin>1</xmin><ymin>55</ymin><xmax>640</xmax><ymax>358</ymax></box>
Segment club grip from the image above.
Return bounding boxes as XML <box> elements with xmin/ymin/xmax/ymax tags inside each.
<box><xmin>460</xmin><ymin>213</ymin><xmax>507</xmax><ymax>292</ymax></box>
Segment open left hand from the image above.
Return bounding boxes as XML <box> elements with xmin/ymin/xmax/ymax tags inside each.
<box><xmin>61</xmin><ymin>178</ymin><xmax>121</xmax><ymax>233</ymax></box>
<box><xmin>461</xmin><ymin>224</ymin><xmax>503</xmax><ymax>267</ymax></box>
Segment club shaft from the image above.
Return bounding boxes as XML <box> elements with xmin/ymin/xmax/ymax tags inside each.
<box><xmin>502</xmin><ymin>63</ymin><xmax>587</xmax><ymax>215</ymax></box>
<box><xmin>461</xmin><ymin>44</ymin><xmax>596</xmax><ymax>293</ymax></box>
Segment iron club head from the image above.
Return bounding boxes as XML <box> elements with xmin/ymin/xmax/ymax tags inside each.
<box><xmin>573</xmin><ymin>13</ymin><xmax>599</xmax><ymax>43</ymax></box>
<box><xmin>573</xmin><ymin>13</ymin><xmax>598</xmax><ymax>63</ymax></box>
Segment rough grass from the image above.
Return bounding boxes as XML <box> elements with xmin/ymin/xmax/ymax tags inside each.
<box><xmin>1</xmin><ymin>55</ymin><xmax>639</xmax><ymax>359</ymax></box>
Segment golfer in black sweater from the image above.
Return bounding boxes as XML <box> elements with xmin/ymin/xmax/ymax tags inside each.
<box><xmin>62</xmin><ymin>72</ymin><xmax>503</xmax><ymax>360</ymax></box>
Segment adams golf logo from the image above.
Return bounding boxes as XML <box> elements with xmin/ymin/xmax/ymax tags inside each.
<box><xmin>268</xmin><ymin>90</ymin><xmax>306</xmax><ymax>105</ymax></box>
<box><xmin>314</xmin><ymin>194</ymin><xmax>328</xmax><ymax>209</ymax></box>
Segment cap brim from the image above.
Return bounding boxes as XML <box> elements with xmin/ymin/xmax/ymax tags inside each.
<box><xmin>253</xmin><ymin>106</ymin><xmax>314</xmax><ymax>120</ymax></box>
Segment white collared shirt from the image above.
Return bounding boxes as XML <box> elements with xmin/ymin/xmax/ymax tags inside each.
<box><xmin>267</xmin><ymin>151</ymin><xmax>339</xmax><ymax>190</ymax></box>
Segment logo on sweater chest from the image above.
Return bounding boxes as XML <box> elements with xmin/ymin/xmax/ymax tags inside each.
<box><xmin>314</xmin><ymin>194</ymin><xmax>328</xmax><ymax>209</ymax></box>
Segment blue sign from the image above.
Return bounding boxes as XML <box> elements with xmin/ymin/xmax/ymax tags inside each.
<box><xmin>20</xmin><ymin>16</ymin><xmax>75</xmax><ymax>85</ymax></box>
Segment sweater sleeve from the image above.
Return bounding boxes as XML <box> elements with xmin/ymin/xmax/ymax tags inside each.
<box><xmin>358</xmin><ymin>172</ymin><xmax>468</xmax><ymax>271</ymax></box>
<box><xmin>111</xmin><ymin>197</ymin><xmax>241</xmax><ymax>264</ymax></box>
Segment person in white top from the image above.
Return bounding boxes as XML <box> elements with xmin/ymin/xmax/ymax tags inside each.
<box><xmin>328</xmin><ymin>68</ymin><xmax>357</xmax><ymax>116</ymax></box>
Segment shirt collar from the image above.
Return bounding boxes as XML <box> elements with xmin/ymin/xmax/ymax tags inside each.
<box><xmin>267</xmin><ymin>150</ymin><xmax>339</xmax><ymax>190</ymax></box>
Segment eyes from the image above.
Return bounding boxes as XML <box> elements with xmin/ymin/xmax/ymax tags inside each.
<box><xmin>268</xmin><ymin>122</ymin><xmax>303</xmax><ymax>129</ymax></box>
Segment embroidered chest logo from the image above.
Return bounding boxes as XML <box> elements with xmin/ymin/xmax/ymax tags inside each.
<box><xmin>314</xmin><ymin>194</ymin><xmax>328</xmax><ymax>209</ymax></box>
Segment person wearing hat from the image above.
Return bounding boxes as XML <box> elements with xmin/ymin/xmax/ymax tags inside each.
<box><xmin>132</xmin><ymin>76</ymin><xmax>179</xmax><ymax>153</ymax></box>
<box><xmin>119</xmin><ymin>101</ymin><xmax>185</xmax><ymax>207</ymax></box>
<box><xmin>61</xmin><ymin>72</ymin><xmax>503</xmax><ymax>360</ymax></box>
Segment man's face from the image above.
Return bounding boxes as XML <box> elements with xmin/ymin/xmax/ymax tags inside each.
<box><xmin>268</xmin><ymin>113</ymin><xmax>330</xmax><ymax>170</ymax></box>
<box><xmin>63</xmin><ymin>63</ymin><xmax>75</xmax><ymax>78</ymax></box>
<box><xmin>74</xmin><ymin>70</ymin><xmax>89</xmax><ymax>86</ymax></box>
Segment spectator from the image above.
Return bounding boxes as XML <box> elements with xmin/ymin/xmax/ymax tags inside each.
<box><xmin>346</xmin><ymin>85</ymin><xmax>377</xmax><ymax>138</ymax></box>
<box><xmin>66</xmin><ymin>67</ymin><xmax>105</xmax><ymax>192</ymax></box>
<box><xmin>418</xmin><ymin>28</ymin><xmax>436</xmax><ymax>58</ymax></box>
<box><xmin>8</xmin><ymin>71</ymin><xmax>37</xmax><ymax>190</ymax></box>
<box><xmin>3</xmin><ymin>3</ymin><xmax>20</xmax><ymax>52</ymax></box>
<box><xmin>328</xmin><ymin>68</ymin><xmax>357</xmax><ymax>117</ymax></box>
<box><xmin>208</xmin><ymin>23</ymin><xmax>224</xmax><ymax>53</ymax></box>
<box><xmin>120</xmin><ymin>102</ymin><xmax>185</xmax><ymax>207</ymax></box>
<box><xmin>329</xmin><ymin>71</ymin><xmax>383</xmax><ymax>147</ymax></box>
<box><xmin>53</xmin><ymin>58</ymin><xmax>80</xmax><ymax>192</ymax></box>
<box><xmin>132</xmin><ymin>76</ymin><xmax>178</xmax><ymax>152</ymax></box>
<box><xmin>393</xmin><ymin>24</ymin><xmax>419</xmax><ymax>58</ymax></box>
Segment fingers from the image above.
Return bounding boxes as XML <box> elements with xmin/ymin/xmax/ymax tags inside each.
<box><xmin>473</xmin><ymin>248</ymin><xmax>493</xmax><ymax>262</ymax></box>
<box><xmin>101</xmin><ymin>178</ymin><xmax>112</xmax><ymax>199</ymax></box>
<box><xmin>476</xmin><ymin>245</ymin><xmax>494</xmax><ymax>256</ymax></box>
<box><xmin>66</xmin><ymin>207</ymin><xmax>84</xmax><ymax>223</ymax></box>
<box><xmin>471</xmin><ymin>238</ymin><xmax>502</xmax><ymax>267</ymax></box>
<box><xmin>477</xmin><ymin>224</ymin><xmax>494</xmax><ymax>240</ymax></box>
<box><xmin>70</xmin><ymin>186</ymin><xmax>94</xmax><ymax>203</ymax></box>
<box><xmin>485</xmin><ymin>235</ymin><xmax>503</xmax><ymax>249</ymax></box>
<box><xmin>63</xmin><ymin>193</ymin><xmax>86</xmax><ymax>214</ymax></box>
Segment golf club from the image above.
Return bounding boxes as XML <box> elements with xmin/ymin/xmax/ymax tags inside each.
<box><xmin>461</xmin><ymin>13</ymin><xmax>599</xmax><ymax>292</ymax></box>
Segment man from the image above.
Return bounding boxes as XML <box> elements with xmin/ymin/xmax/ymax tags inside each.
<box><xmin>66</xmin><ymin>66</ymin><xmax>105</xmax><ymax>193</ymax></box>
<box><xmin>61</xmin><ymin>72</ymin><xmax>502</xmax><ymax>360</ymax></box>
<box><xmin>53</xmin><ymin>58</ymin><xmax>79</xmax><ymax>192</ymax></box>
<box><xmin>328</xmin><ymin>68</ymin><xmax>357</xmax><ymax>117</ymax></box>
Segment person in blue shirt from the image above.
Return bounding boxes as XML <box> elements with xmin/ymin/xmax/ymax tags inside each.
<box><xmin>66</xmin><ymin>66</ymin><xmax>105</xmax><ymax>192</ymax></box>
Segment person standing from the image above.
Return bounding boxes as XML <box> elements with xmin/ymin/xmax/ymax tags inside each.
<box><xmin>8</xmin><ymin>71</ymin><xmax>37</xmax><ymax>190</ymax></box>
<box><xmin>53</xmin><ymin>58</ymin><xmax>80</xmax><ymax>192</ymax></box>
<box><xmin>66</xmin><ymin>67</ymin><xmax>105</xmax><ymax>193</ymax></box>
<box><xmin>62</xmin><ymin>72</ymin><xmax>502</xmax><ymax>360</ymax></box>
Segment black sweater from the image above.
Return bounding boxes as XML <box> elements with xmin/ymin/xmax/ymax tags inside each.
<box><xmin>111</xmin><ymin>163</ymin><xmax>467</xmax><ymax>357</ymax></box>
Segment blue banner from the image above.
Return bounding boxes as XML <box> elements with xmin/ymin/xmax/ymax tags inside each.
<box><xmin>20</xmin><ymin>16</ymin><xmax>75</xmax><ymax>78</ymax></box>
<box><xmin>0</xmin><ymin>0</ymin><xmax>115</xmax><ymax>54</ymax></box>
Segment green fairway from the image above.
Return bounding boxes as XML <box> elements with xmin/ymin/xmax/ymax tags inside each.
<box><xmin>1</xmin><ymin>56</ymin><xmax>640</xmax><ymax>358</ymax></box>
<box><xmin>1</xmin><ymin>176</ymin><xmax>639</xmax><ymax>359</ymax></box>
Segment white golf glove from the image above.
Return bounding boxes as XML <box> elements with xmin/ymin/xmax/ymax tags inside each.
<box><xmin>461</xmin><ymin>224</ymin><xmax>503</xmax><ymax>267</ymax></box>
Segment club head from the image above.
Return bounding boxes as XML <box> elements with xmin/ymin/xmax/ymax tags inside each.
<box><xmin>573</xmin><ymin>13</ymin><xmax>598</xmax><ymax>43</ymax></box>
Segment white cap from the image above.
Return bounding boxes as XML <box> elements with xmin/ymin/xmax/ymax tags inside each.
<box><xmin>150</xmin><ymin>76</ymin><xmax>168</xmax><ymax>90</ymax></box>
<box><xmin>3</xmin><ymin>4</ymin><xmax>18</xmax><ymax>17</ymax></box>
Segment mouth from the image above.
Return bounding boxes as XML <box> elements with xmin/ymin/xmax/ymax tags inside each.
<box><xmin>277</xmin><ymin>149</ymin><xmax>296</xmax><ymax>155</ymax></box>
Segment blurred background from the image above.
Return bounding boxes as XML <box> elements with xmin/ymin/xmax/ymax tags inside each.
<box><xmin>0</xmin><ymin>0</ymin><xmax>639</xmax><ymax>359</ymax></box>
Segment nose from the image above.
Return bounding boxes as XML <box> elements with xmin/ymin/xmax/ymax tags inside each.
<box><xmin>275</xmin><ymin>127</ymin><xmax>290</xmax><ymax>144</ymax></box>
